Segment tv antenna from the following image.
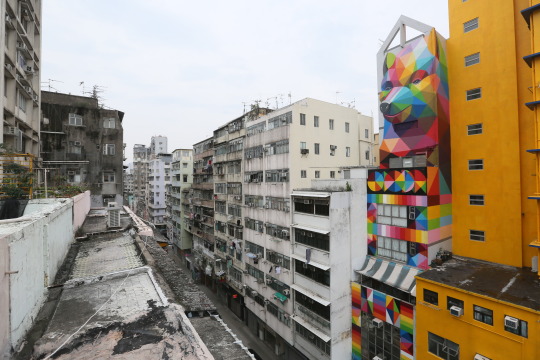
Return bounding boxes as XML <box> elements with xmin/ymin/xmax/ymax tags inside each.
<box><xmin>41</xmin><ymin>79</ymin><xmax>63</xmax><ymax>92</ymax></box>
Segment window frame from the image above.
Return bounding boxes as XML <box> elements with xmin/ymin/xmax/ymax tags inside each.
<box><xmin>329</xmin><ymin>119</ymin><xmax>334</xmax><ymax>130</ymax></box>
<box><xmin>473</xmin><ymin>305</ymin><xmax>493</xmax><ymax>325</ymax></box>
<box><xmin>464</xmin><ymin>52</ymin><xmax>480</xmax><ymax>67</ymax></box>
<box><xmin>467</xmin><ymin>123</ymin><xmax>483</xmax><ymax>135</ymax></box>
<box><xmin>469</xmin><ymin>229</ymin><xmax>485</xmax><ymax>242</ymax></box>
<box><xmin>300</xmin><ymin>113</ymin><xmax>306</xmax><ymax>126</ymax></box>
<box><xmin>68</xmin><ymin>113</ymin><xmax>83</xmax><ymax>126</ymax></box>
<box><xmin>466</xmin><ymin>87</ymin><xmax>482</xmax><ymax>101</ymax></box>
<box><xmin>345</xmin><ymin>122</ymin><xmax>350</xmax><ymax>133</ymax></box>
<box><xmin>424</xmin><ymin>289</ymin><xmax>439</xmax><ymax>306</ymax></box>
<box><xmin>469</xmin><ymin>194</ymin><xmax>485</xmax><ymax>206</ymax></box>
<box><xmin>314</xmin><ymin>115</ymin><xmax>319</xmax><ymax>127</ymax></box>
<box><xmin>468</xmin><ymin>159</ymin><xmax>484</xmax><ymax>170</ymax></box>
<box><xmin>464</xmin><ymin>17</ymin><xmax>479</xmax><ymax>33</ymax></box>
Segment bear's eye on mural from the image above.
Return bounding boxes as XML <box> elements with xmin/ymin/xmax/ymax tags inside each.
<box><xmin>410</xmin><ymin>70</ymin><xmax>428</xmax><ymax>86</ymax></box>
<box><xmin>382</xmin><ymin>81</ymin><xmax>393</xmax><ymax>91</ymax></box>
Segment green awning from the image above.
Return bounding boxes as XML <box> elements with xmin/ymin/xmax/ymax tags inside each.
<box><xmin>274</xmin><ymin>292</ymin><xmax>288</xmax><ymax>303</ymax></box>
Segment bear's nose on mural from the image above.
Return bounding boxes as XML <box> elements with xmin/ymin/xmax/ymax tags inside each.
<box><xmin>380</xmin><ymin>102</ymin><xmax>390</xmax><ymax>114</ymax></box>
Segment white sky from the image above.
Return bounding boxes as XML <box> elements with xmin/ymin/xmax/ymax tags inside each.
<box><xmin>42</xmin><ymin>1</ymin><xmax>449</xmax><ymax>164</ymax></box>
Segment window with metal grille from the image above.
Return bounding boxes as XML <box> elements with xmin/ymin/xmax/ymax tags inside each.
<box><xmin>468</xmin><ymin>159</ymin><xmax>484</xmax><ymax>170</ymax></box>
<box><xmin>469</xmin><ymin>230</ymin><xmax>485</xmax><ymax>241</ymax></box>
<box><xmin>469</xmin><ymin>195</ymin><xmax>484</xmax><ymax>205</ymax></box>
<box><xmin>473</xmin><ymin>305</ymin><xmax>493</xmax><ymax>325</ymax></box>
<box><xmin>466</xmin><ymin>87</ymin><xmax>481</xmax><ymax>100</ymax></box>
<box><xmin>467</xmin><ymin>123</ymin><xmax>483</xmax><ymax>135</ymax></box>
<box><xmin>464</xmin><ymin>17</ymin><xmax>478</xmax><ymax>32</ymax></box>
<box><xmin>464</xmin><ymin>52</ymin><xmax>480</xmax><ymax>66</ymax></box>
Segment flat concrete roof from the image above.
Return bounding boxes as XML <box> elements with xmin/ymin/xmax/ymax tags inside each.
<box><xmin>417</xmin><ymin>256</ymin><xmax>540</xmax><ymax>311</ymax></box>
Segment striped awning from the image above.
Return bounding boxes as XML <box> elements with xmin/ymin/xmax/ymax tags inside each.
<box><xmin>356</xmin><ymin>256</ymin><xmax>422</xmax><ymax>294</ymax></box>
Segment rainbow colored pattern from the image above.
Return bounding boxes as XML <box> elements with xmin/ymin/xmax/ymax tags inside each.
<box><xmin>351</xmin><ymin>282</ymin><xmax>415</xmax><ymax>360</ymax></box>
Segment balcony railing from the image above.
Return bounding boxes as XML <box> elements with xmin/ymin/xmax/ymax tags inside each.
<box><xmin>296</xmin><ymin>304</ymin><xmax>331</xmax><ymax>331</ymax></box>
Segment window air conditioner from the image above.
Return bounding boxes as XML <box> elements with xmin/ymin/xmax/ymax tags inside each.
<box><xmin>372</xmin><ymin>318</ymin><xmax>384</xmax><ymax>328</ymax></box>
<box><xmin>504</xmin><ymin>316</ymin><xmax>519</xmax><ymax>329</ymax></box>
<box><xmin>474</xmin><ymin>354</ymin><xmax>492</xmax><ymax>360</ymax></box>
<box><xmin>251</xmin><ymin>290</ymin><xmax>258</xmax><ymax>296</ymax></box>
<box><xmin>450</xmin><ymin>306</ymin><xmax>463</xmax><ymax>317</ymax></box>
<box><xmin>74</xmin><ymin>141</ymin><xmax>82</xmax><ymax>146</ymax></box>
<box><xmin>283</xmin><ymin>289</ymin><xmax>290</xmax><ymax>296</ymax></box>
<box><xmin>67</xmin><ymin>171</ymin><xmax>75</xmax><ymax>175</ymax></box>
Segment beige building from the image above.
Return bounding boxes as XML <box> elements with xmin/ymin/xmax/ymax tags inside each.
<box><xmin>1</xmin><ymin>0</ymin><xmax>41</xmax><ymax>156</ymax></box>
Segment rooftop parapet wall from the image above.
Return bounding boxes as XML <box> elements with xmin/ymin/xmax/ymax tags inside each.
<box><xmin>0</xmin><ymin>198</ymin><xmax>74</xmax><ymax>353</ymax></box>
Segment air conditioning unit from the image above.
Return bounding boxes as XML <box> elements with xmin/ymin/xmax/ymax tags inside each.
<box><xmin>5</xmin><ymin>126</ymin><xmax>16</xmax><ymax>135</ymax></box>
<box><xmin>304</xmin><ymin>199</ymin><xmax>312</xmax><ymax>204</ymax></box>
<box><xmin>504</xmin><ymin>316</ymin><xmax>519</xmax><ymax>329</ymax></box>
<box><xmin>300</xmin><ymin>149</ymin><xmax>309</xmax><ymax>155</ymax></box>
<box><xmin>330</xmin><ymin>145</ymin><xmax>337</xmax><ymax>150</ymax></box>
<box><xmin>265</xmin><ymin>204</ymin><xmax>270</xmax><ymax>209</ymax></box>
<box><xmin>256</xmin><ymin>278</ymin><xmax>264</xmax><ymax>283</ymax></box>
<box><xmin>302</xmin><ymin>262</ymin><xmax>308</xmax><ymax>269</ymax></box>
<box><xmin>266</xmin><ymin>278</ymin><xmax>273</xmax><ymax>285</ymax></box>
<box><xmin>450</xmin><ymin>306</ymin><xmax>463</xmax><ymax>317</ymax></box>
<box><xmin>251</xmin><ymin>290</ymin><xmax>258</xmax><ymax>296</ymax></box>
<box><xmin>244</xmin><ymin>247</ymin><xmax>250</xmax><ymax>252</ymax></box>
<box><xmin>408</xmin><ymin>207</ymin><xmax>416</xmax><ymax>220</ymax></box>
<box><xmin>5</xmin><ymin>63</ymin><xmax>12</xmax><ymax>71</ymax></box>
<box><xmin>67</xmin><ymin>171</ymin><xmax>75</xmax><ymax>175</ymax></box>
<box><xmin>25</xmin><ymin>66</ymin><xmax>33</xmax><ymax>73</ymax></box>
<box><xmin>74</xmin><ymin>141</ymin><xmax>82</xmax><ymax>146</ymax></box>
<box><xmin>23</xmin><ymin>85</ymin><xmax>31</xmax><ymax>93</ymax></box>
<box><xmin>474</xmin><ymin>354</ymin><xmax>492</xmax><ymax>360</ymax></box>
<box><xmin>107</xmin><ymin>209</ymin><xmax>121</xmax><ymax>228</ymax></box>
<box><xmin>283</xmin><ymin>289</ymin><xmax>290</xmax><ymax>296</ymax></box>
<box><xmin>33</xmin><ymin>94</ymin><xmax>38</xmax><ymax>101</ymax></box>
<box><xmin>264</xmin><ymin>299</ymin><xmax>270</xmax><ymax>304</ymax></box>
<box><xmin>372</xmin><ymin>318</ymin><xmax>384</xmax><ymax>328</ymax></box>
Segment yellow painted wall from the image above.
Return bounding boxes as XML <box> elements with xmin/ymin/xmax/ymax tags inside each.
<box><xmin>416</xmin><ymin>278</ymin><xmax>539</xmax><ymax>360</ymax></box>
<box><xmin>449</xmin><ymin>0</ymin><xmax>536</xmax><ymax>267</ymax></box>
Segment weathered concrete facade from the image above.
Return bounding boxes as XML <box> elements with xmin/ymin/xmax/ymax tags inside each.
<box><xmin>40</xmin><ymin>91</ymin><xmax>125</xmax><ymax>206</ymax></box>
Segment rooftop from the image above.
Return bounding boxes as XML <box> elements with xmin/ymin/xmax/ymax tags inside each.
<box><xmin>417</xmin><ymin>256</ymin><xmax>540</xmax><ymax>312</ymax></box>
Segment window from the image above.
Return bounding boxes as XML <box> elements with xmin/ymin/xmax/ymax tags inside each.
<box><xmin>69</xmin><ymin>113</ymin><xmax>83</xmax><ymax>126</ymax></box>
<box><xmin>300</xmin><ymin>113</ymin><xmax>306</xmax><ymax>125</ymax></box>
<box><xmin>465</xmin><ymin>52</ymin><xmax>480</xmax><ymax>67</ymax></box>
<box><xmin>424</xmin><ymin>289</ymin><xmax>439</xmax><ymax>306</ymax></box>
<box><xmin>330</xmin><ymin>145</ymin><xmax>336</xmax><ymax>156</ymax></box>
<box><xmin>466</xmin><ymin>88</ymin><xmax>482</xmax><ymax>100</ymax></box>
<box><xmin>504</xmin><ymin>316</ymin><xmax>528</xmax><ymax>338</ymax></box>
<box><xmin>464</xmin><ymin>17</ymin><xmax>479</xmax><ymax>32</ymax></box>
<box><xmin>365</xmin><ymin>150</ymin><xmax>370</xmax><ymax>160</ymax></box>
<box><xmin>345</xmin><ymin>122</ymin><xmax>350</xmax><ymax>133</ymax></box>
<box><xmin>377</xmin><ymin>204</ymin><xmax>408</xmax><ymax>227</ymax></box>
<box><xmin>295</xmin><ymin>323</ymin><xmax>330</xmax><ymax>356</ymax></box>
<box><xmin>447</xmin><ymin>297</ymin><xmax>464</xmax><ymax>311</ymax></box>
<box><xmin>346</xmin><ymin>147</ymin><xmax>351</xmax><ymax>157</ymax></box>
<box><xmin>314</xmin><ymin>116</ymin><xmax>319</xmax><ymax>127</ymax></box>
<box><xmin>69</xmin><ymin>142</ymin><xmax>82</xmax><ymax>154</ymax></box>
<box><xmin>267</xmin><ymin>111</ymin><xmax>292</xmax><ymax>129</ymax></box>
<box><xmin>294</xmin><ymin>259</ymin><xmax>330</xmax><ymax>286</ymax></box>
<box><xmin>265</xmin><ymin>139</ymin><xmax>289</xmax><ymax>155</ymax></box>
<box><xmin>300</xmin><ymin>142</ymin><xmax>306</xmax><ymax>149</ymax></box>
<box><xmin>467</xmin><ymin>123</ymin><xmax>483</xmax><ymax>135</ymax></box>
<box><xmin>314</xmin><ymin>143</ymin><xmax>319</xmax><ymax>155</ymax></box>
<box><xmin>428</xmin><ymin>332</ymin><xmax>459</xmax><ymax>360</ymax></box>
<box><xmin>183</xmin><ymin>175</ymin><xmax>188</xmax><ymax>182</ymax></box>
<box><xmin>103</xmin><ymin>117</ymin><xmax>115</xmax><ymax>128</ymax></box>
<box><xmin>330</xmin><ymin>171</ymin><xmax>335</xmax><ymax>178</ymax></box>
<box><xmin>473</xmin><ymin>305</ymin><xmax>493</xmax><ymax>325</ymax></box>
<box><xmin>315</xmin><ymin>170</ymin><xmax>320</xmax><ymax>178</ymax></box>
<box><xmin>469</xmin><ymin>195</ymin><xmax>484</xmax><ymax>205</ymax></box>
<box><xmin>329</xmin><ymin>119</ymin><xmax>334</xmax><ymax>130</ymax></box>
<box><xmin>103</xmin><ymin>144</ymin><xmax>115</xmax><ymax>155</ymax></box>
<box><xmin>103</xmin><ymin>172</ymin><xmax>115</xmax><ymax>183</ymax></box>
<box><xmin>365</xmin><ymin>129</ymin><xmax>369</xmax><ymax>138</ymax></box>
<box><xmin>301</xmin><ymin>170</ymin><xmax>306</xmax><ymax>178</ymax></box>
<box><xmin>266</xmin><ymin>169</ymin><xmax>289</xmax><ymax>182</ymax></box>
<box><xmin>183</xmin><ymin>162</ymin><xmax>188</xmax><ymax>168</ymax></box>
<box><xmin>377</xmin><ymin>236</ymin><xmax>407</xmax><ymax>262</ymax></box>
<box><xmin>468</xmin><ymin>159</ymin><xmax>484</xmax><ymax>170</ymax></box>
<box><xmin>294</xmin><ymin>197</ymin><xmax>329</xmax><ymax>216</ymax></box>
<box><xmin>470</xmin><ymin>230</ymin><xmax>485</xmax><ymax>241</ymax></box>
<box><xmin>17</xmin><ymin>90</ymin><xmax>26</xmax><ymax>112</ymax></box>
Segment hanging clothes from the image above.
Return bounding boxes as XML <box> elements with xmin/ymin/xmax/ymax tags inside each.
<box><xmin>306</xmin><ymin>248</ymin><xmax>311</xmax><ymax>264</ymax></box>
<box><xmin>275</xmin><ymin>266</ymin><xmax>281</xmax><ymax>274</ymax></box>
<box><xmin>269</xmin><ymin>266</ymin><xmax>273</xmax><ymax>273</ymax></box>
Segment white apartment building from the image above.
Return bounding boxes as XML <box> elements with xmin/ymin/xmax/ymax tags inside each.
<box><xmin>150</xmin><ymin>135</ymin><xmax>167</xmax><ymax>155</ymax></box>
<box><xmin>147</xmin><ymin>152</ymin><xmax>171</xmax><ymax>228</ymax></box>
<box><xmin>166</xmin><ymin>148</ymin><xmax>193</xmax><ymax>254</ymax></box>
<box><xmin>239</xmin><ymin>98</ymin><xmax>373</xmax><ymax>358</ymax></box>
<box><xmin>2</xmin><ymin>0</ymin><xmax>41</xmax><ymax>156</ymax></box>
<box><xmin>290</xmin><ymin>170</ymin><xmax>367</xmax><ymax>360</ymax></box>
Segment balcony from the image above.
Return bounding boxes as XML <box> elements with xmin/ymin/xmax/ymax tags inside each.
<box><xmin>295</xmin><ymin>304</ymin><xmax>331</xmax><ymax>334</ymax></box>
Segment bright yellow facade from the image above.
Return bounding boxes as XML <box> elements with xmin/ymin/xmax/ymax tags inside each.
<box><xmin>416</xmin><ymin>278</ymin><xmax>539</xmax><ymax>360</ymax></box>
<box><xmin>448</xmin><ymin>0</ymin><xmax>536</xmax><ymax>268</ymax></box>
<box><xmin>415</xmin><ymin>1</ymin><xmax>540</xmax><ymax>359</ymax></box>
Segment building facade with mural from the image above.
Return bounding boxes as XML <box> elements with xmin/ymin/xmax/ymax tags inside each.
<box><xmin>415</xmin><ymin>1</ymin><xmax>540</xmax><ymax>359</ymax></box>
<box><xmin>352</xmin><ymin>16</ymin><xmax>451</xmax><ymax>360</ymax></box>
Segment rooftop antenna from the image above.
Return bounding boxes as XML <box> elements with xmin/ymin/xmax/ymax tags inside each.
<box><xmin>79</xmin><ymin>81</ymin><xmax>85</xmax><ymax>95</ymax></box>
<box><xmin>267</xmin><ymin>96</ymin><xmax>278</xmax><ymax>109</ymax></box>
<box><xmin>288</xmin><ymin>92</ymin><xmax>292</xmax><ymax>105</ymax></box>
<box><xmin>41</xmin><ymin>78</ymin><xmax>63</xmax><ymax>92</ymax></box>
<box><xmin>242</xmin><ymin>102</ymin><xmax>248</xmax><ymax>114</ymax></box>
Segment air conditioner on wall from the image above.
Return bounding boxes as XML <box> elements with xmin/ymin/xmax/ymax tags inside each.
<box><xmin>504</xmin><ymin>316</ymin><xmax>519</xmax><ymax>329</ymax></box>
<box><xmin>372</xmin><ymin>318</ymin><xmax>383</xmax><ymax>328</ymax></box>
<box><xmin>450</xmin><ymin>306</ymin><xmax>463</xmax><ymax>317</ymax></box>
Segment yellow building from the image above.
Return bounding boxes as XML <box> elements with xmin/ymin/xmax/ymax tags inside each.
<box><xmin>415</xmin><ymin>1</ymin><xmax>540</xmax><ymax>359</ymax></box>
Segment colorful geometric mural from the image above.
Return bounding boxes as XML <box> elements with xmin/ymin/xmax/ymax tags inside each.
<box><xmin>351</xmin><ymin>282</ymin><xmax>415</xmax><ymax>360</ymax></box>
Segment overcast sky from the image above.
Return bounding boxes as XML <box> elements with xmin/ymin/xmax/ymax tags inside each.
<box><xmin>42</xmin><ymin>1</ymin><xmax>449</xmax><ymax>164</ymax></box>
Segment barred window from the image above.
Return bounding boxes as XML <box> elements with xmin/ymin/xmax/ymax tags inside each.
<box><xmin>245</xmin><ymin>145</ymin><xmax>264</xmax><ymax>159</ymax></box>
<box><xmin>294</xmin><ymin>228</ymin><xmax>329</xmax><ymax>251</ymax></box>
<box><xmin>265</xmin><ymin>139</ymin><xmax>289</xmax><ymax>156</ymax></box>
<box><xmin>244</xmin><ymin>217</ymin><xmax>264</xmax><ymax>233</ymax></box>
<box><xmin>295</xmin><ymin>323</ymin><xmax>330</xmax><ymax>356</ymax></box>
<box><xmin>268</xmin><ymin>111</ymin><xmax>292</xmax><ymax>130</ymax></box>
<box><xmin>246</xmin><ymin>122</ymin><xmax>266</xmax><ymax>136</ymax></box>
<box><xmin>245</xmin><ymin>195</ymin><xmax>264</xmax><ymax>208</ymax></box>
<box><xmin>244</xmin><ymin>171</ymin><xmax>264</xmax><ymax>183</ymax></box>
<box><xmin>246</xmin><ymin>263</ymin><xmax>264</xmax><ymax>281</ymax></box>
<box><xmin>294</xmin><ymin>259</ymin><xmax>330</xmax><ymax>286</ymax></box>
<box><xmin>265</xmin><ymin>223</ymin><xmax>290</xmax><ymax>240</ymax></box>
<box><xmin>266</xmin><ymin>250</ymin><xmax>291</xmax><ymax>269</ymax></box>
<box><xmin>215</xmin><ymin>183</ymin><xmax>227</xmax><ymax>194</ymax></box>
<box><xmin>215</xmin><ymin>201</ymin><xmax>226</xmax><ymax>214</ymax></box>
<box><xmin>266</xmin><ymin>169</ymin><xmax>289</xmax><ymax>183</ymax></box>
<box><xmin>265</xmin><ymin>196</ymin><xmax>290</xmax><ymax>212</ymax></box>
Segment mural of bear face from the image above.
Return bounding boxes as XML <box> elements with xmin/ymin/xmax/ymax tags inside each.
<box><xmin>378</xmin><ymin>29</ymin><xmax>449</xmax><ymax>167</ymax></box>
